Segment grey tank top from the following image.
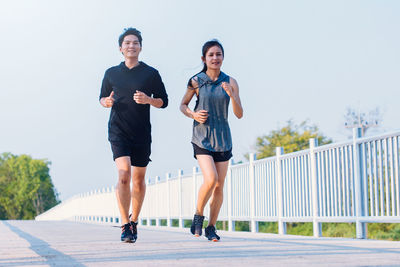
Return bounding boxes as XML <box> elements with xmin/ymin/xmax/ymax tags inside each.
<box><xmin>191</xmin><ymin>71</ymin><xmax>232</xmax><ymax>152</ymax></box>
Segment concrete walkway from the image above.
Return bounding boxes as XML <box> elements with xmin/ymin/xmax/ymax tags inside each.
<box><xmin>1</xmin><ymin>221</ymin><xmax>399</xmax><ymax>266</ymax></box>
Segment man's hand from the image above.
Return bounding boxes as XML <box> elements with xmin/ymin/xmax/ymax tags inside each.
<box><xmin>133</xmin><ymin>90</ymin><xmax>150</xmax><ymax>104</ymax></box>
<box><xmin>101</xmin><ymin>91</ymin><xmax>115</xmax><ymax>108</ymax></box>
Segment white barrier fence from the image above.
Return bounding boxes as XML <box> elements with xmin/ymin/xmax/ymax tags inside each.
<box><xmin>36</xmin><ymin>129</ymin><xmax>400</xmax><ymax>238</ymax></box>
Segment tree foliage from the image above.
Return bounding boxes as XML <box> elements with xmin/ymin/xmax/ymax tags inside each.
<box><xmin>255</xmin><ymin>120</ymin><xmax>332</xmax><ymax>159</ymax></box>
<box><xmin>0</xmin><ymin>153</ymin><xmax>59</xmax><ymax>219</ymax></box>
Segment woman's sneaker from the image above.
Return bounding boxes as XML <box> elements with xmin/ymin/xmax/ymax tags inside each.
<box><xmin>121</xmin><ymin>223</ymin><xmax>134</xmax><ymax>243</ymax></box>
<box><xmin>190</xmin><ymin>214</ymin><xmax>205</xmax><ymax>237</ymax></box>
<box><xmin>205</xmin><ymin>225</ymin><xmax>220</xmax><ymax>242</ymax></box>
<box><xmin>130</xmin><ymin>221</ymin><xmax>138</xmax><ymax>243</ymax></box>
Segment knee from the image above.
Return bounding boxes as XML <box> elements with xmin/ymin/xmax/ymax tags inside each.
<box><xmin>118</xmin><ymin>169</ymin><xmax>130</xmax><ymax>185</ymax></box>
<box><xmin>204</xmin><ymin>175</ymin><xmax>218</xmax><ymax>189</ymax></box>
<box><xmin>132</xmin><ymin>178</ymin><xmax>145</xmax><ymax>190</ymax></box>
<box><xmin>213</xmin><ymin>183</ymin><xmax>224</xmax><ymax>195</ymax></box>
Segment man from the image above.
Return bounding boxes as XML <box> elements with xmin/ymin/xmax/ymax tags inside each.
<box><xmin>99</xmin><ymin>28</ymin><xmax>168</xmax><ymax>243</ymax></box>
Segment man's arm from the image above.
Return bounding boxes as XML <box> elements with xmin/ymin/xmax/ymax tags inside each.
<box><xmin>150</xmin><ymin>70</ymin><xmax>168</xmax><ymax>109</ymax></box>
<box><xmin>100</xmin><ymin>91</ymin><xmax>115</xmax><ymax>108</ymax></box>
<box><xmin>99</xmin><ymin>70</ymin><xmax>114</xmax><ymax>108</ymax></box>
<box><xmin>133</xmin><ymin>70</ymin><xmax>168</xmax><ymax>108</ymax></box>
<box><xmin>133</xmin><ymin>90</ymin><xmax>163</xmax><ymax>108</ymax></box>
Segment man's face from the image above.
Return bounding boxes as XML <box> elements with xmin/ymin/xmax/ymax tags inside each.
<box><xmin>120</xmin><ymin>34</ymin><xmax>142</xmax><ymax>59</ymax></box>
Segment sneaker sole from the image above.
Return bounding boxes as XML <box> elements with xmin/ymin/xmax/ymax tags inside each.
<box><xmin>122</xmin><ymin>239</ymin><xmax>137</xmax><ymax>243</ymax></box>
<box><xmin>205</xmin><ymin>235</ymin><xmax>220</xmax><ymax>242</ymax></box>
<box><xmin>194</xmin><ymin>234</ymin><xmax>200</xmax><ymax>237</ymax></box>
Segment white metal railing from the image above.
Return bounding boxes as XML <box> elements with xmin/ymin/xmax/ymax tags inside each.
<box><xmin>36</xmin><ymin>129</ymin><xmax>400</xmax><ymax>238</ymax></box>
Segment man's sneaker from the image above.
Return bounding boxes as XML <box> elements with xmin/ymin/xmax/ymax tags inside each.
<box><xmin>121</xmin><ymin>223</ymin><xmax>134</xmax><ymax>243</ymax></box>
<box><xmin>130</xmin><ymin>221</ymin><xmax>138</xmax><ymax>243</ymax></box>
<box><xmin>190</xmin><ymin>214</ymin><xmax>205</xmax><ymax>237</ymax></box>
<box><xmin>205</xmin><ymin>225</ymin><xmax>220</xmax><ymax>242</ymax></box>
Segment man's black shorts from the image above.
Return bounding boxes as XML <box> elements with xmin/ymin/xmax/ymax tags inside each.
<box><xmin>110</xmin><ymin>142</ymin><xmax>151</xmax><ymax>167</ymax></box>
<box><xmin>192</xmin><ymin>143</ymin><xmax>232</xmax><ymax>162</ymax></box>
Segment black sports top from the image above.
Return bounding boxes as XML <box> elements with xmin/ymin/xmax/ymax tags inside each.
<box><xmin>100</xmin><ymin>62</ymin><xmax>168</xmax><ymax>145</ymax></box>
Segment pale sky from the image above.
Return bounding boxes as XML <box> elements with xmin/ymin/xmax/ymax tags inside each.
<box><xmin>1</xmin><ymin>0</ymin><xmax>399</xmax><ymax>200</ymax></box>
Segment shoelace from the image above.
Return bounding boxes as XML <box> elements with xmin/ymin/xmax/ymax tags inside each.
<box><xmin>121</xmin><ymin>223</ymin><xmax>132</xmax><ymax>233</ymax></box>
<box><xmin>194</xmin><ymin>215</ymin><xmax>204</xmax><ymax>225</ymax></box>
<box><xmin>207</xmin><ymin>226</ymin><xmax>219</xmax><ymax>237</ymax></box>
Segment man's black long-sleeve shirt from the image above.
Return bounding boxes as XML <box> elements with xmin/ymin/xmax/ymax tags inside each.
<box><xmin>100</xmin><ymin>62</ymin><xmax>168</xmax><ymax>145</ymax></box>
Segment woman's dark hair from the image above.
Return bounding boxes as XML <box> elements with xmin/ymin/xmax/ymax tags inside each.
<box><xmin>118</xmin><ymin>28</ymin><xmax>142</xmax><ymax>47</ymax></box>
<box><xmin>187</xmin><ymin>39</ymin><xmax>224</xmax><ymax>88</ymax></box>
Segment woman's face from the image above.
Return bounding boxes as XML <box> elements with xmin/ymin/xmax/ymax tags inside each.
<box><xmin>203</xmin><ymin>45</ymin><xmax>224</xmax><ymax>70</ymax></box>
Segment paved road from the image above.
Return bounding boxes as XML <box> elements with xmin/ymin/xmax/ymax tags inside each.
<box><xmin>1</xmin><ymin>220</ymin><xmax>400</xmax><ymax>266</ymax></box>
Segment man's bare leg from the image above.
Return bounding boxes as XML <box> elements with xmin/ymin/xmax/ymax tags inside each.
<box><xmin>115</xmin><ymin>156</ymin><xmax>132</xmax><ymax>225</ymax></box>
<box><xmin>130</xmin><ymin>166</ymin><xmax>147</xmax><ymax>222</ymax></box>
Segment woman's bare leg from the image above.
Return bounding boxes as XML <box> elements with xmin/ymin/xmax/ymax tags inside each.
<box><xmin>195</xmin><ymin>155</ymin><xmax>218</xmax><ymax>216</ymax></box>
<box><xmin>208</xmin><ymin>161</ymin><xmax>229</xmax><ymax>226</ymax></box>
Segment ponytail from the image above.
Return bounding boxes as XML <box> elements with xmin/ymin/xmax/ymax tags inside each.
<box><xmin>187</xmin><ymin>64</ymin><xmax>207</xmax><ymax>88</ymax></box>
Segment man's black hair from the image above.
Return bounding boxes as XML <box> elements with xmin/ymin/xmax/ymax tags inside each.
<box><xmin>118</xmin><ymin>28</ymin><xmax>142</xmax><ymax>47</ymax></box>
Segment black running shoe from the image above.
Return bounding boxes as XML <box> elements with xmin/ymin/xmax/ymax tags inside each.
<box><xmin>130</xmin><ymin>221</ymin><xmax>138</xmax><ymax>243</ymax></box>
<box><xmin>190</xmin><ymin>214</ymin><xmax>205</xmax><ymax>237</ymax></box>
<box><xmin>205</xmin><ymin>225</ymin><xmax>220</xmax><ymax>242</ymax></box>
<box><xmin>121</xmin><ymin>223</ymin><xmax>134</xmax><ymax>243</ymax></box>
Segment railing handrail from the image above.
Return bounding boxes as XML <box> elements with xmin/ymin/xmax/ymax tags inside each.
<box><xmin>36</xmin><ymin>129</ymin><xmax>400</xmax><ymax>239</ymax></box>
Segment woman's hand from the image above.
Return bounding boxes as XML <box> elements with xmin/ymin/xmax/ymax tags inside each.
<box><xmin>221</xmin><ymin>82</ymin><xmax>233</xmax><ymax>97</ymax></box>
<box><xmin>192</xmin><ymin>110</ymin><xmax>209</xmax><ymax>124</ymax></box>
<box><xmin>226</xmin><ymin>78</ymin><xmax>243</xmax><ymax>119</ymax></box>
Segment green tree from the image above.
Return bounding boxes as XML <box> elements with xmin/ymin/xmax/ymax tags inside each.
<box><xmin>0</xmin><ymin>153</ymin><xmax>59</xmax><ymax>219</ymax></box>
<box><xmin>254</xmin><ymin>120</ymin><xmax>332</xmax><ymax>159</ymax></box>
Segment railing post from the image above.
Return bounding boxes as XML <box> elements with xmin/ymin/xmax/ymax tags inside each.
<box><xmin>227</xmin><ymin>159</ymin><xmax>235</xmax><ymax>231</ymax></box>
<box><xmin>192</xmin><ymin>166</ymin><xmax>198</xmax><ymax>218</ymax></box>
<box><xmin>310</xmin><ymin>138</ymin><xmax>322</xmax><ymax>237</ymax></box>
<box><xmin>166</xmin><ymin>173</ymin><xmax>171</xmax><ymax>227</ymax></box>
<box><xmin>353</xmin><ymin>128</ymin><xmax>367</xmax><ymax>238</ymax></box>
<box><xmin>178</xmin><ymin>169</ymin><xmax>184</xmax><ymax>228</ymax></box>
<box><xmin>155</xmin><ymin>176</ymin><xmax>160</xmax><ymax>227</ymax></box>
<box><xmin>191</xmin><ymin>166</ymin><xmax>198</xmax><ymax>228</ymax></box>
<box><xmin>147</xmin><ymin>178</ymin><xmax>151</xmax><ymax>226</ymax></box>
<box><xmin>276</xmin><ymin>147</ymin><xmax>286</xmax><ymax>235</ymax></box>
<box><xmin>249</xmin><ymin>153</ymin><xmax>258</xmax><ymax>232</ymax></box>
<box><xmin>111</xmin><ymin>186</ymin><xmax>119</xmax><ymax>225</ymax></box>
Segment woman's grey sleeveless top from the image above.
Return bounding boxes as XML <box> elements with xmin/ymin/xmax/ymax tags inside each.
<box><xmin>191</xmin><ymin>71</ymin><xmax>232</xmax><ymax>152</ymax></box>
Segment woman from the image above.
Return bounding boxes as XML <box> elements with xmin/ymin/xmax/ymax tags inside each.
<box><xmin>180</xmin><ymin>40</ymin><xmax>243</xmax><ymax>241</ymax></box>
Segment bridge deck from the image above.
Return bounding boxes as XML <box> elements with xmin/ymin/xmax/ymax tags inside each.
<box><xmin>1</xmin><ymin>221</ymin><xmax>399</xmax><ymax>266</ymax></box>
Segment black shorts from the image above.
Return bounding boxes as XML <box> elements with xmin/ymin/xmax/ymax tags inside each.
<box><xmin>110</xmin><ymin>142</ymin><xmax>151</xmax><ymax>167</ymax></box>
<box><xmin>192</xmin><ymin>143</ymin><xmax>232</xmax><ymax>162</ymax></box>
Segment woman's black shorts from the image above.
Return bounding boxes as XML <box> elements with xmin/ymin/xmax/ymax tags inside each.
<box><xmin>110</xmin><ymin>142</ymin><xmax>151</xmax><ymax>167</ymax></box>
<box><xmin>192</xmin><ymin>143</ymin><xmax>232</xmax><ymax>162</ymax></box>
